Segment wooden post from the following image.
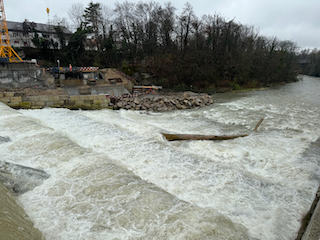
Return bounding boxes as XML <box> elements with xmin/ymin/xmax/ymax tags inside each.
<box><xmin>253</xmin><ymin>118</ymin><xmax>264</xmax><ymax>132</ymax></box>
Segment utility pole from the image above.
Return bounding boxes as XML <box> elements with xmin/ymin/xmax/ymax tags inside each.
<box><xmin>57</xmin><ymin>59</ymin><xmax>60</xmax><ymax>86</ymax></box>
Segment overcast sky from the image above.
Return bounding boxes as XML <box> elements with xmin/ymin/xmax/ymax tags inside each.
<box><xmin>5</xmin><ymin>0</ymin><xmax>320</xmax><ymax>50</ymax></box>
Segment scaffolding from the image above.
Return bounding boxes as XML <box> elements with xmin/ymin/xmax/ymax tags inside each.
<box><xmin>0</xmin><ymin>0</ymin><xmax>22</xmax><ymax>62</ymax></box>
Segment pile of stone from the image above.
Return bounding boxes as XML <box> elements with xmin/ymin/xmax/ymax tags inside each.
<box><xmin>113</xmin><ymin>92</ymin><xmax>214</xmax><ymax>112</ymax></box>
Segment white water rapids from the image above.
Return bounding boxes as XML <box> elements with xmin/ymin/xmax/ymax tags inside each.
<box><xmin>1</xmin><ymin>75</ymin><xmax>320</xmax><ymax>239</ymax></box>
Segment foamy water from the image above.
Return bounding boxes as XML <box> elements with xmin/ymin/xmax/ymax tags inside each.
<box><xmin>1</xmin><ymin>76</ymin><xmax>320</xmax><ymax>239</ymax></box>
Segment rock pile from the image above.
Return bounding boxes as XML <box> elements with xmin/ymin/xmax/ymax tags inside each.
<box><xmin>113</xmin><ymin>92</ymin><xmax>214</xmax><ymax>112</ymax></box>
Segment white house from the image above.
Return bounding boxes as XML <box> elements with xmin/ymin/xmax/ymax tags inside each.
<box><xmin>7</xmin><ymin>20</ymin><xmax>72</xmax><ymax>49</ymax></box>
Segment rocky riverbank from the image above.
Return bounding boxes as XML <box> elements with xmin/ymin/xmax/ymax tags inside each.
<box><xmin>113</xmin><ymin>91</ymin><xmax>214</xmax><ymax>112</ymax></box>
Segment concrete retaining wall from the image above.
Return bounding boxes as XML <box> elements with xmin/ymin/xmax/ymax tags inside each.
<box><xmin>0</xmin><ymin>62</ymin><xmax>54</xmax><ymax>89</ymax></box>
<box><xmin>0</xmin><ymin>92</ymin><xmax>111</xmax><ymax>110</ymax></box>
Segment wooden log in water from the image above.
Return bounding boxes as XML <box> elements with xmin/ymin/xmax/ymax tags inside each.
<box><xmin>162</xmin><ymin>119</ymin><xmax>263</xmax><ymax>141</ymax></box>
<box><xmin>162</xmin><ymin>133</ymin><xmax>248</xmax><ymax>141</ymax></box>
<box><xmin>253</xmin><ymin>118</ymin><xmax>264</xmax><ymax>132</ymax></box>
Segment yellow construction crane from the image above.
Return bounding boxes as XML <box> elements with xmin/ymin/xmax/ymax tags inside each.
<box><xmin>0</xmin><ymin>0</ymin><xmax>22</xmax><ymax>62</ymax></box>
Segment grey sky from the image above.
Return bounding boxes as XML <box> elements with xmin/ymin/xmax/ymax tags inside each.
<box><xmin>5</xmin><ymin>0</ymin><xmax>320</xmax><ymax>50</ymax></box>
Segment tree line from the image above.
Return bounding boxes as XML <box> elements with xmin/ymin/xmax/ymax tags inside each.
<box><xmin>297</xmin><ymin>48</ymin><xmax>320</xmax><ymax>77</ymax></box>
<box><xmin>23</xmin><ymin>1</ymin><xmax>304</xmax><ymax>92</ymax></box>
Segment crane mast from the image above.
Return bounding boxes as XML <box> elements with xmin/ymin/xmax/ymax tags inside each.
<box><xmin>0</xmin><ymin>0</ymin><xmax>22</xmax><ymax>62</ymax></box>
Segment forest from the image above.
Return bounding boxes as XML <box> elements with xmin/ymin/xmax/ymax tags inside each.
<box><xmin>20</xmin><ymin>1</ymin><xmax>319</xmax><ymax>92</ymax></box>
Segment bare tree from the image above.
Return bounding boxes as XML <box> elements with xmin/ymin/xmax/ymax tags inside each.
<box><xmin>191</xmin><ymin>16</ymin><xmax>204</xmax><ymax>51</ymax></box>
<box><xmin>68</xmin><ymin>3</ymin><xmax>84</xmax><ymax>31</ymax></box>
<box><xmin>114</xmin><ymin>1</ymin><xmax>137</xmax><ymax>43</ymax></box>
<box><xmin>159</xmin><ymin>2</ymin><xmax>176</xmax><ymax>51</ymax></box>
<box><xmin>178</xmin><ymin>2</ymin><xmax>196</xmax><ymax>58</ymax></box>
<box><xmin>51</xmin><ymin>14</ymin><xmax>70</xmax><ymax>30</ymax></box>
<box><xmin>135</xmin><ymin>1</ymin><xmax>161</xmax><ymax>54</ymax></box>
<box><xmin>101</xmin><ymin>4</ymin><xmax>113</xmax><ymax>38</ymax></box>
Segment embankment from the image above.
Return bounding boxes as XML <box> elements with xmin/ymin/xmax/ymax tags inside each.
<box><xmin>0</xmin><ymin>91</ymin><xmax>214</xmax><ymax>111</ymax></box>
<box><xmin>0</xmin><ymin>182</ymin><xmax>43</xmax><ymax>240</ymax></box>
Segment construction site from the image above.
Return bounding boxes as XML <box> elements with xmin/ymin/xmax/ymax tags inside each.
<box><xmin>0</xmin><ymin>0</ymin><xmax>161</xmax><ymax>109</ymax></box>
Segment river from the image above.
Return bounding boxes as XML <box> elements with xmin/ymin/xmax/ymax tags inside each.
<box><xmin>0</xmin><ymin>75</ymin><xmax>320</xmax><ymax>240</ymax></box>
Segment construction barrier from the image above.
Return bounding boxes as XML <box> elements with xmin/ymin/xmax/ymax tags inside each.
<box><xmin>46</xmin><ymin>67</ymin><xmax>99</xmax><ymax>72</ymax></box>
<box><xmin>78</xmin><ymin>67</ymin><xmax>99</xmax><ymax>71</ymax></box>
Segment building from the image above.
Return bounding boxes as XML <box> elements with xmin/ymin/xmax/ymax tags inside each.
<box><xmin>7</xmin><ymin>20</ymin><xmax>72</xmax><ymax>49</ymax></box>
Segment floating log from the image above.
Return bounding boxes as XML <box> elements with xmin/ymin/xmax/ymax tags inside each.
<box><xmin>162</xmin><ymin>133</ymin><xmax>248</xmax><ymax>141</ymax></box>
<box><xmin>162</xmin><ymin>118</ymin><xmax>264</xmax><ymax>141</ymax></box>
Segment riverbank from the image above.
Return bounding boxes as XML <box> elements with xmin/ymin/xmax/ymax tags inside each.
<box><xmin>0</xmin><ymin>87</ymin><xmax>214</xmax><ymax>111</ymax></box>
<box><xmin>0</xmin><ymin>78</ymin><xmax>303</xmax><ymax>111</ymax></box>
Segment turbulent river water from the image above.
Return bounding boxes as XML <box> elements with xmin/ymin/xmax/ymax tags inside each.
<box><xmin>1</xmin><ymin>75</ymin><xmax>320</xmax><ymax>240</ymax></box>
